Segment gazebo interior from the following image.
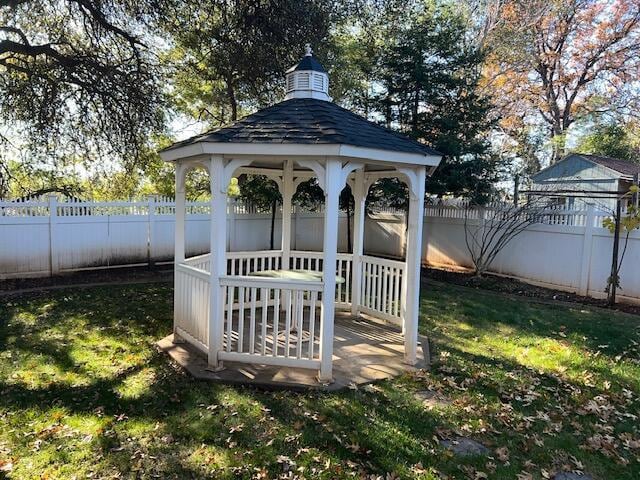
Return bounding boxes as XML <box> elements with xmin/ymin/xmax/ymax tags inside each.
<box><xmin>157</xmin><ymin>46</ymin><xmax>442</xmax><ymax>388</ymax></box>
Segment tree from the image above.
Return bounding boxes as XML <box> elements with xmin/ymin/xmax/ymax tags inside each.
<box><xmin>0</xmin><ymin>0</ymin><xmax>168</xmax><ymax>197</ymax></box>
<box><xmin>463</xmin><ymin>195</ymin><xmax>553</xmax><ymax>276</ymax></box>
<box><xmin>602</xmin><ymin>186</ymin><xmax>640</xmax><ymax>305</ymax></box>
<box><xmin>167</xmin><ymin>0</ymin><xmax>334</xmax><ymax>126</ymax></box>
<box><xmin>238</xmin><ymin>175</ymin><xmax>281</xmax><ymax>250</ymax></box>
<box><xmin>485</xmin><ymin>0</ymin><xmax>640</xmax><ymax>164</ymax></box>
<box><xmin>575</xmin><ymin>122</ymin><xmax>640</xmax><ymax>161</ymax></box>
<box><xmin>377</xmin><ymin>2</ymin><xmax>499</xmax><ymax>202</ymax></box>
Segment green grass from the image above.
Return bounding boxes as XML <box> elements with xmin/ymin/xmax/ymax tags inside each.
<box><xmin>1</xmin><ymin>280</ymin><xmax>639</xmax><ymax>479</ymax></box>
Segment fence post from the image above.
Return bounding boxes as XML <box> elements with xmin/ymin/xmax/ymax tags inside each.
<box><xmin>48</xmin><ymin>194</ymin><xmax>60</xmax><ymax>276</ymax></box>
<box><xmin>578</xmin><ymin>205</ymin><xmax>596</xmax><ymax>296</ymax></box>
<box><xmin>148</xmin><ymin>195</ymin><xmax>156</xmax><ymax>267</ymax></box>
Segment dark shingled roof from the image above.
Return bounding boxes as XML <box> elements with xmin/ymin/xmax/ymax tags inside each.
<box><xmin>286</xmin><ymin>55</ymin><xmax>326</xmax><ymax>73</ymax></box>
<box><xmin>164</xmin><ymin>98</ymin><xmax>441</xmax><ymax>156</ymax></box>
<box><xmin>576</xmin><ymin>153</ymin><xmax>640</xmax><ymax>177</ymax></box>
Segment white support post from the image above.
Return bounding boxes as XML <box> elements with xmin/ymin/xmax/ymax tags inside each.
<box><xmin>173</xmin><ymin>165</ymin><xmax>186</xmax><ymax>340</ymax></box>
<box><xmin>319</xmin><ymin>157</ymin><xmax>341</xmax><ymax>383</ymax></box>
<box><xmin>208</xmin><ymin>155</ymin><xmax>228</xmax><ymax>370</ymax></box>
<box><xmin>228</xmin><ymin>198</ymin><xmax>236</xmax><ymax>251</ymax></box>
<box><xmin>402</xmin><ymin>166</ymin><xmax>426</xmax><ymax>365</ymax></box>
<box><xmin>48</xmin><ymin>193</ymin><xmax>60</xmax><ymax>276</ymax></box>
<box><xmin>281</xmin><ymin>160</ymin><xmax>294</xmax><ymax>269</ymax></box>
<box><xmin>350</xmin><ymin>169</ymin><xmax>366</xmax><ymax>315</ymax></box>
<box><xmin>578</xmin><ymin>205</ymin><xmax>596</xmax><ymax>296</ymax></box>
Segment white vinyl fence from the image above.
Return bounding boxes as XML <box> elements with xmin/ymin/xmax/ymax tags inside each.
<box><xmin>2</xmin><ymin>195</ymin><xmax>638</xmax><ymax>305</ymax></box>
<box><xmin>0</xmin><ymin>195</ymin><xmax>379</xmax><ymax>279</ymax></box>
<box><xmin>422</xmin><ymin>202</ymin><xmax>640</xmax><ymax>304</ymax></box>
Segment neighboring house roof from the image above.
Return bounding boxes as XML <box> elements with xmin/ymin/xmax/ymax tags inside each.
<box><xmin>579</xmin><ymin>153</ymin><xmax>640</xmax><ymax>177</ymax></box>
<box><xmin>532</xmin><ymin>153</ymin><xmax>640</xmax><ymax>181</ymax></box>
<box><xmin>163</xmin><ymin>98</ymin><xmax>441</xmax><ymax>156</ymax></box>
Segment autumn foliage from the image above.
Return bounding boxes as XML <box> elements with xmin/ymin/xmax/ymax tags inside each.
<box><xmin>484</xmin><ymin>0</ymin><xmax>640</xmax><ymax>162</ymax></box>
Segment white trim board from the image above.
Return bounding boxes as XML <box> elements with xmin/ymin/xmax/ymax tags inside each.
<box><xmin>160</xmin><ymin>142</ymin><xmax>441</xmax><ymax>167</ymax></box>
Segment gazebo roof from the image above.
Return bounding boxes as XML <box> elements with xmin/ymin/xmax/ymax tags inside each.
<box><xmin>163</xmin><ymin>98</ymin><xmax>441</xmax><ymax>157</ymax></box>
<box><xmin>285</xmin><ymin>55</ymin><xmax>326</xmax><ymax>73</ymax></box>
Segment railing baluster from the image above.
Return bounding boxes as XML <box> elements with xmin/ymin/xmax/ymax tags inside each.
<box><xmin>345</xmin><ymin>259</ymin><xmax>351</xmax><ymax>304</ymax></box>
<box><xmin>273</xmin><ymin>288</ymin><xmax>280</xmax><ymax>357</ymax></box>
<box><xmin>238</xmin><ymin>287</ymin><xmax>245</xmax><ymax>352</ymax></box>
<box><xmin>284</xmin><ymin>289</ymin><xmax>292</xmax><ymax>358</ymax></box>
<box><xmin>261</xmin><ymin>288</ymin><xmax>268</xmax><ymax>355</ymax></box>
<box><xmin>249</xmin><ymin>287</ymin><xmax>257</xmax><ymax>354</ymax></box>
<box><xmin>393</xmin><ymin>267</ymin><xmax>400</xmax><ymax>317</ymax></box>
<box><xmin>226</xmin><ymin>285</ymin><xmax>233</xmax><ymax>352</ymax></box>
<box><xmin>308</xmin><ymin>290</ymin><xmax>317</xmax><ymax>360</ymax></box>
<box><xmin>337</xmin><ymin>259</ymin><xmax>343</xmax><ymax>302</ymax></box>
<box><xmin>382</xmin><ymin>265</ymin><xmax>388</xmax><ymax>314</ymax></box>
<box><xmin>376</xmin><ymin>263</ymin><xmax>382</xmax><ymax>312</ymax></box>
<box><xmin>296</xmin><ymin>290</ymin><xmax>304</xmax><ymax>359</ymax></box>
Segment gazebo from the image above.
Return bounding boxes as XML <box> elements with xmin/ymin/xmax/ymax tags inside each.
<box><xmin>159</xmin><ymin>46</ymin><xmax>442</xmax><ymax>386</ymax></box>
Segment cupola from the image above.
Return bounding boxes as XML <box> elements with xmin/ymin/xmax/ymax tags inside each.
<box><xmin>284</xmin><ymin>44</ymin><xmax>330</xmax><ymax>101</ymax></box>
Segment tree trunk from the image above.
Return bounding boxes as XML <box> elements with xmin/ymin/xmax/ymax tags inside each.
<box><xmin>226</xmin><ymin>77</ymin><xmax>238</xmax><ymax>121</ymax></box>
<box><xmin>550</xmin><ymin>125</ymin><xmax>566</xmax><ymax>163</ymax></box>
<box><xmin>270</xmin><ymin>198</ymin><xmax>277</xmax><ymax>250</ymax></box>
<box><xmin>607</xmin><ymin>199</ymin><xmax>622</xmax><ymax>306</ymax></box>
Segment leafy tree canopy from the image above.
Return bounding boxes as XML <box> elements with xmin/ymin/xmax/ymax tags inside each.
<box><xmin>373</xmin><ymin>1</ymin><xmax>499</xmax><ymax>203</ymax></box>
<box><xmin>167</xmin><ymin>0</ymin><xmax>336</xmax><ymax>126</ymax></box>
<box><xmin>0</xmin><ymin>0</ymin><xmax>171</xmax><ymax>196</ymax></box>
<box><xmin>575</xmin><ymin>122</ymin><xmax>640</xmax><ymax>162</ymax></box>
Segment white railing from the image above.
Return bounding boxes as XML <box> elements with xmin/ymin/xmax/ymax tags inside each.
<box><xmin>336</xmin><ymin>253</ymin><xmax>352</xmax><ymax>306</ymax></box>
<box><xmin>289</xmin><ymin>250</ymin><xmax>323</xmax><ymax>271</ymax></box>
<box><xmin>174</xmin><ymin>250</ymin><xmax>407</xmax><ymax>367</ymax></box>
<box><xmin>359</xmin><ymin>255</ymin><xmax>405</xmax><ymax>325</ymax></box>
<box><xmin>188</xmin><ymin>250</ymin><xmax>353</xmax><ymax>307</ymax></box>
<box><xmin>219</xmin><ymin>276</ymin><xmax>323</xmax><ymax>369</ymax></box>
<box><xmin>174</xmin><ymin>263</ymin><xmax>210</xmax><ymax>353</ymax></box>
<box><xmin>184</xmin><ymin>253</ymin><xmax>211</xmax><ymax>271</ymax></box>
<box><xmin>227</xmin><ymin>250</ymin><xmax>283</xmax><ymax>275</ymax></box>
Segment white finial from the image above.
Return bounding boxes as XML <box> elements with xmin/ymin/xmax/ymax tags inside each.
<box><xmin>305</xmin><ymin>43</ymin><xmax>312</xmax><ymax>56</ymax></box>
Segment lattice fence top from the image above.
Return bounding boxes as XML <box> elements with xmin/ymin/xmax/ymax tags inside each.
<box><xmin>0</xmin><ymin>194</ymin><xmax>615</xmax><ymax>227</ymax></box>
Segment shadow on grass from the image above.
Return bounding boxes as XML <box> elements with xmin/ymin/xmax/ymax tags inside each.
<box><xmin>2</xmin><ymin>281</ymin><xmax>639</xmax><ymax>478</ymax></box>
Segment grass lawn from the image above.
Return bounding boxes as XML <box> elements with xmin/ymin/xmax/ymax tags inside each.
<box><xmin>1</xmin><ymin>280</ymin><xmax>639</xmax><ymax>479</ymax></box>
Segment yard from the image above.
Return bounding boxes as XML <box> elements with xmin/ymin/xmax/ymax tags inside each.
<box><xmin>1</xmin><ymin>279</ymin><xmax>639</xmax><ymax>479</ymax></box>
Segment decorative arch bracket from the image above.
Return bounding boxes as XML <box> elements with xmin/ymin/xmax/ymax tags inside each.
<box><xmin>296</xmin><ymin>159</ymin><xmax>326</xmax><ymax>191</ymax></box>
<box><xmin>222</xmin><ymin>159</ymin><xmax>253</xmax><ymax>194</ymax></box>
<box><xmin>396</xmin><ymin>167</ymin><xmax>421</xmax><ymax>199</ymax></box>
<box><xmin>340</xmin><ymin>162</ymin><xmax>364</xmax><ymax>188</ymax></box>
<box><xmin>176</xmin><ymin>159</ymin><xmax>210</xmax><ymax>192</ymax></box>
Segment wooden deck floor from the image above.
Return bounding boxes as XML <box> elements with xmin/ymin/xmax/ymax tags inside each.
<box><xmin>157</xmin><ymin>313</ymin><xmax>430</xmax><ymax>391</ymax></box>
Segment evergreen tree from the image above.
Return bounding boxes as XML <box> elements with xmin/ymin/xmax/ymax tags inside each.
<box><xmin>377</xmin><ymin>2</ymin><xmax>499</xmax><ymax>203</ymax></box>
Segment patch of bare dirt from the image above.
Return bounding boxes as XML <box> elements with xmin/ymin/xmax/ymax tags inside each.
<box><xmin>0</xmin><ymin>265</ymin><xmax>173</xmax><ymax>293</ymax></box>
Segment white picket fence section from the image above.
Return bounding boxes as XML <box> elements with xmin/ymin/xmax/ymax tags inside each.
<box><xmin>360</xmin><ymin>255</ymin><xmax>405</xmax><ymax>324</ymax></box>
<box><xmin>422</xmin><ymin>203</ymin><xmax>640</xmax><ymax>304</ymax></box>
<box><xmin>174</xmin><ymin>262</ymin><xmax>210</xmax><ymax>352</ymax></box>
<box><xmin>0</xmin><ymin>195</ymin><xmax>355</xmax><ymax>279</ymax></box>
<box><xmin>3</xmin><ymin>195</ymin><xmax>640</xmax><ymax>305</ymax></box>
<box><xmin>219</xmin><ymin>275</ymin><xmax>323</xmax><ymax>368</ymax></box>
